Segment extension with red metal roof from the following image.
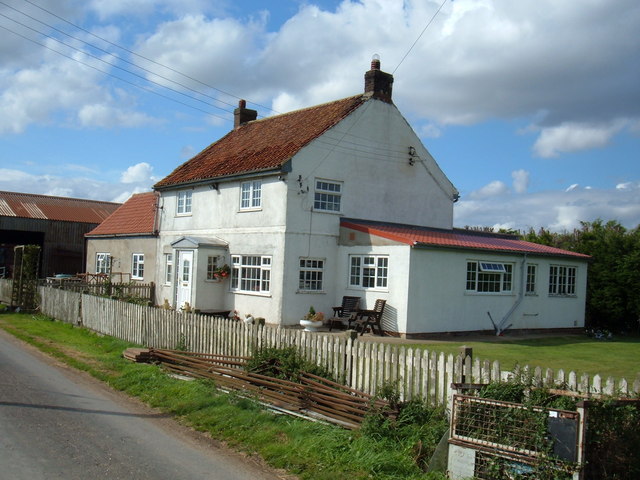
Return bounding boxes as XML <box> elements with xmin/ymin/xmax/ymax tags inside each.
<box><xmin>86</xmin><ymin>192</ymin><xmax>158</xmax><ymax>236</ymax></box>
<box><xmin>153</xmin><ymin>95</ymin><xmax>366</xmax><ymax>189</ymax></box>
<box><xmin>341</xmin><ymin>218</ymin><xmax>591</xmax><ymax>259</ymax></box>
<box><xmin>0</xmin><ymin>190</ymin><xmax>120</xmax><ymax>224</ymax></box>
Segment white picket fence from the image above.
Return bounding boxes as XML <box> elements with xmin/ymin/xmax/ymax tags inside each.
<box><xmin>34</xmin><ymin>286</ymin><xmax>640</xmax><ymax>405</ymax></box>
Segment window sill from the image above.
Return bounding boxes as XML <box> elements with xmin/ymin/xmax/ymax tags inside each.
<box><xmin>464</xmin><ymin>291</ymin><xmax>514</xmax><ymax>296</ymax></box>
<box><xmin>312</xmin><ymin>209</ymin><xmax>342</xmax><ymax>215</ymax></box>
<box><xmin>347</xmin><ymin>286</ymin><xmax>389</xmax><ymax>293</ymax></box>
<box><xmin>296</xmin><ymin>290</ymin><xmax>326</xmax><ymax>295</ymax></box>
<box><xmin>175</xmin><ymin>213</ymin><xmax>192</xmax><ymax>217</ymax></box>
<box><xmin>131</xmin><ymin>277</ymin><xmax>144</xmax><ymax>281</ymax></box>
<box><xmin>239</xmin><ymin>207</ymin><xmax>262</xmax><ymax>213</ymax></box>
<box><xmin>231</xmin><ymin>290</ymin><xmax>271</xmax><ymax>298</ymax></box>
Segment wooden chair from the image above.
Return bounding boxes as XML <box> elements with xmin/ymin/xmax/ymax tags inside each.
<box><xmin>354</xmin><ymin>299</ymin><xmax>386</xmax><ymax>336</ymax></box>
<box><xmin>327</xmin><ymin>296</ymin><xmax>361</xmax><ymax>331</ymax></box>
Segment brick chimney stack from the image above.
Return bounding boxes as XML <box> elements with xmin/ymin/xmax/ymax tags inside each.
<box><xmin>364</xmin><ymin>55</ymin><xmax>394</xmax><ymax>103</ymax></box>
<box><xmin>234</xmin><ymin>99</ymin><xmax>257</xmax><ymax>129</ymax></box>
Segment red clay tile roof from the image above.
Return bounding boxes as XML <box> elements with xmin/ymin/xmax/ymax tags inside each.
<box><xmin>154</xmin><ymin>95</ymin><xmax>366</xmax><ymax>188</ymax></box>
<box><xmin>0</xmin><ymin>190</ymin><xmax>120</xmax><ymax>224</ymax></box>
<box><xmin>86</xmin><ymin>192</ymin><xmax>158</xmax><ymax>236</ymax></box>
<box><xmin>342</xmin><ymin>219</ymin><xmax>591</xmax><ymax>259</ymax></box>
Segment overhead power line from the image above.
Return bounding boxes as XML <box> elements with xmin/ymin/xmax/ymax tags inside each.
<box><xmin>393</xmin><ymin>0</ymin><xmax>448</xmax><ymax>74</ymax></box>
<box><xmin>17</xmin><ymin>0</ymin><xmax>277</xmax><ymax>114</ymax></box>
<box><xmin>0</xmin><ymin>23</ymin><xmax>229</xmax><ymax>121</ymax></box>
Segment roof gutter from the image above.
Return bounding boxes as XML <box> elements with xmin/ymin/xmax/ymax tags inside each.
<box><xmin>153</xmin><ymin>163</ymin><xmax>291</xmax><ymax>192</ymax></box>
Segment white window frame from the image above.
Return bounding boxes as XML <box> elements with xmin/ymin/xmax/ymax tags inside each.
<box><xmin>349</xmin><ymin>255</ymin><xmax>388</xmax><ymax>290</ymax></box>
<box><xmin>176</xmin><ymin>190</ymin><xmax>192</xmax><ymax>215</ymax></box>
<box><xmin>132</xmin><ymin>253</ymin><xmax>144</xmax><ymax>280</ymax></box>
<box><xmin>526</xmin><ymin>264</ymin><xmax>537</xmax><ymax>295</ymax></box>
<box><xmin>240</xmin><ymin>180</ymin><xmax>262</xmax><ymax>210</ymax></box>
<box><xmin>206</xmin><ymin>255</ymin><xmax>219</xmax><ymax>281</ymax></box>
<box><xmin>298</xmin><ymin>258</ymin><xmax>325</xmax><ymax>292</ymax></box>
<box><xmin>466</xmin><ymin>260</ymin><xmax>513</xmax><ymax>294</ymax></box>
<box><xmin>96</xmin><ymin>253</ymin><xmax>111</xmax><ymax>274</ymax></box>
<box><xmin>548</xmin><ymin>265</ymin><xmax>577</xmax><ymax>296</ymax></box>
<box><xmin>164</xmin><ymin>253</ymin><xmax>173</xmax><ymax>285</ymax></box>
<box><xmin>314</xmin><ymin>179</ymin><xmax>342</xmax><ymax>213</ymax></box>
<box><xmin>230</xmin><ymin>255</ymin><xmax>271</xmax><ymax>294</ymax></box>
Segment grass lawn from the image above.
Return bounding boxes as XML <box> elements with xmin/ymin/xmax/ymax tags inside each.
<box><xmin>408</xmin><ymin>335</ymin><xmax>640</xmax><ymax>382</ymax></box>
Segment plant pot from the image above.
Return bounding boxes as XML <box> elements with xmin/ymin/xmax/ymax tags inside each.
<box><xmin>299</xmin><ymin>319</ymin><xmax>323</xmax><ymax>332</ymax></box>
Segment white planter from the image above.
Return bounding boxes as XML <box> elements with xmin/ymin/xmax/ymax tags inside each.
<box><xmin>299</xmin><ymin>319</ymin><xmax>323</xmax><ymax>332</ymax></box>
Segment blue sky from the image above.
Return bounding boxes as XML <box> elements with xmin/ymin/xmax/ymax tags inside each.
<box><xmin>1</xmin><ymin>0</ymin><xmax>639</xmax><ymax>232</ymax></box>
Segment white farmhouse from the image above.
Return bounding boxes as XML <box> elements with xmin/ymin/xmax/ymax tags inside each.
<box><xmin>92</xmin><ymin>59</ymin><xmax>589</xmax><ymax>337</ymax></box>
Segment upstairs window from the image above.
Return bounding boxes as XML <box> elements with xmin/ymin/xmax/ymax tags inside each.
<box><xmin>466</xmin><ymin>261</ymin><xmax>513</xmax><ymax>293</ymax></box>
<box><xmin>549</xmin><ymin>265</ymin><xmax>577</xmax><ymax>296</ymax></box>
<box><xmin>240</xmin><ymin>180</ymin><xmax>262</xmax><ymax>210</ymax></box>
<box><xmin>230</xmin><ymin>255</ymin><xmax>271</xmax><ymax>293</ymax></box>
<box><xmin>299</xmin><ymin>258</ymin><xmax>324</xmax><ymax>292</ymax></box>
<box><xmin>349</xmin><ymin>255</ymin><xmax>388</xmax><ymax>289</ymax></box>
<box><xmin>132</xmin><ymin>253</ymin><xmax>144</xmax><ymax>280</ymax></box>
<box><xmin>96</xmin><ymin>253</ymin><xmax>111</xmax><ymax>274</ymax></box>
<box><xmin>314</xmin><ymin>179</ymin><xmax>342</xmax><ymax>212</ymax></box>
<box><xmin>177</xmin><ymin>190</ymin><xmax>192</xmax><ymax>215</ymax></box>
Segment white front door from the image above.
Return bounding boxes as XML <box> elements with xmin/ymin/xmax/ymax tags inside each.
<box><xmin>176</xmin><ymin>250</ymin><xmax>193</xmax><ymax>309</ymax></box>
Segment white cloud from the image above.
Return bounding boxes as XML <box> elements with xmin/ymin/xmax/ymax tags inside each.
<box><xmin>0</xmin><ymin>168</ymin><xmax>150</xmax><ymax>203</ymax></box>
<box><xmin>78</xmin><ymin>104</ymin><xmax>156</xmax><ymax>128</ymax></box>
<box><xmin>511</xmin><ymin>169</ymin><xmax>529</xmax><ymax>194</ymax></box>
<box><xmin>565</xmin><ymin>184</ymin><xmax>579</xmax><ymax>192</ymax></box>
<box><xmin>533</xmin><ymin>122</ymin><xmax>622</xmax><ymax>158</ymax></box>
<box><xmin>455</xmin><ymin>183</ymin><xmax>640</xmax><ymax>232</ymax></box>
<box><xmin>469</xmin><ymin>180</ymin><xmax>508</xmax><ymax>199</ymax></box>
<box><xmin>120</xmin><ymin>162</ymin><xmax>155</xmax><ymax>183</ymax></box>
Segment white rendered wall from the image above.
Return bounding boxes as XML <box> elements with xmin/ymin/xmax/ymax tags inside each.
<box><xmin>155</xmin><ymin>177</ymin><xmax>288</xmax><ymax>322</ymax></box>
<box><xmin>86</xmin><ymin>236</ymin><xmax>157</xmax><ymax>284</ymax></box>
<box><xmin>406</xmin><ymin>249</ymin><xmax>588</xmax><ymax>335</ymax></box>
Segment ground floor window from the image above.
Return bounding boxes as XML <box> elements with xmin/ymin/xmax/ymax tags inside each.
<box><xmin>548</xmin><ymin>265</ymin><xmax>577</xmax><ymax>296</ymax></box>
<box><xmin>164</xmin><ymin>253</ymin><xmax>173</xmax><ymax>284</ymax></box>
<box><xmin>526</xmin><ymin>264</ymin><xmax>537</xmax><ymax>294</ymax></box>
<box><xmin>96</xmin><ymin>253</ymin><xmax>111</xmax><ymax>274</ymax></box>
<box><xmin>299</xmin><ymin>258</ymin><xmax>324</xmax><ymax>291</ymax></box>
<box><xmin>206</xmin><ymin>255</ymin><xmax>219</xmax><ymax>280</ymax></box>
<box><xmin>231</xmin><ymin>255</ymin><xmax>271</xmax><ymax>293</ymax></box>
<box><xmin>466</xmin><ymin>261</ymin><xmax>513</xmax><ymax>293</ymax></box>
<box><xmin>349</xmin><ymin>255</ymin><xmax>388</xmax><ymax>289</ymax></box>
<box><xmin>132</xmin><ymin>253</ymin><xmax>144</xmax><ymax>280</ymax></box>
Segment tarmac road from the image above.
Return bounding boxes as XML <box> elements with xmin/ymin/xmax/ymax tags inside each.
<box><xmin>0</xmin><ymin>328</ymin><xmax>284</xmax><ymax>480</ymax></box>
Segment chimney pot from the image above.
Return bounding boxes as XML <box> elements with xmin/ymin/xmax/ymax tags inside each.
<box><xmin>234</xmin><ymin>99</ymin><xmax>257</xmax><ymax>129</ymax></box>
<box><xmin>364</xmin><ymin>56</ymin><xmax>394</xmax><ymax>103</ymax></box>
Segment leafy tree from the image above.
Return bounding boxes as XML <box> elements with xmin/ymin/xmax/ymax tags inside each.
<box><xmin>525</xmin><ymin>220</ymin><xmax>640</xmax><ymax>332</ymax></box>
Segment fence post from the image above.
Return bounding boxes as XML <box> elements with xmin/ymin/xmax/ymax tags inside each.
<box><xmin>459</xmin><ymin>346</ymin><xmax>472</xmax><ymax>383</ymax></box>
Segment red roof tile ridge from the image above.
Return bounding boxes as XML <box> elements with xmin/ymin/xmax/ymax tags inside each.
<box><xmin>154</xmin><ymin>94</ymin><xmax>368</xmax><ymax>189</ymax></box>
<box><xmin>86</xmin><ymin>191</ymin><xmax>158</xmax><ymax>236</ymax></box>
<box><xmin>247</xmin><ymin>94</ymin><xmax>365</xmax><ymax>124</ymax></box>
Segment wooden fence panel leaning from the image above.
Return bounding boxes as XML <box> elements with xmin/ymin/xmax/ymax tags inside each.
<box><xmin>35</xmin><ymin>286</ymin><xmax>640</xmax><ymax>405</ymax></box>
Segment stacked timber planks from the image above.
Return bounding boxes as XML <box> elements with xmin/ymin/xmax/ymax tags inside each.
<box><xmin>123</xmin><ymin>347</ymin><xmax>153</xmax><ymax>363</ymax></box>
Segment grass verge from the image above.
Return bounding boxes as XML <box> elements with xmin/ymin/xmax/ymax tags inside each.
<box><xmin>0</xmin><ymin>313</ymin><xmax>448</xmax><ymax>480</ymax></box>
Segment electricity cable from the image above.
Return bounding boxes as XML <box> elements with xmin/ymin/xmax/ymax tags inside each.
<box><xmin>393</xmin><ymin>0</ymin><xmax>448</xmax><ymax>74</ymax></box>
<box><xmin>17</xmin><ymin>0</ymin><xmax>277</xmax><ymax>114</ymax></box>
